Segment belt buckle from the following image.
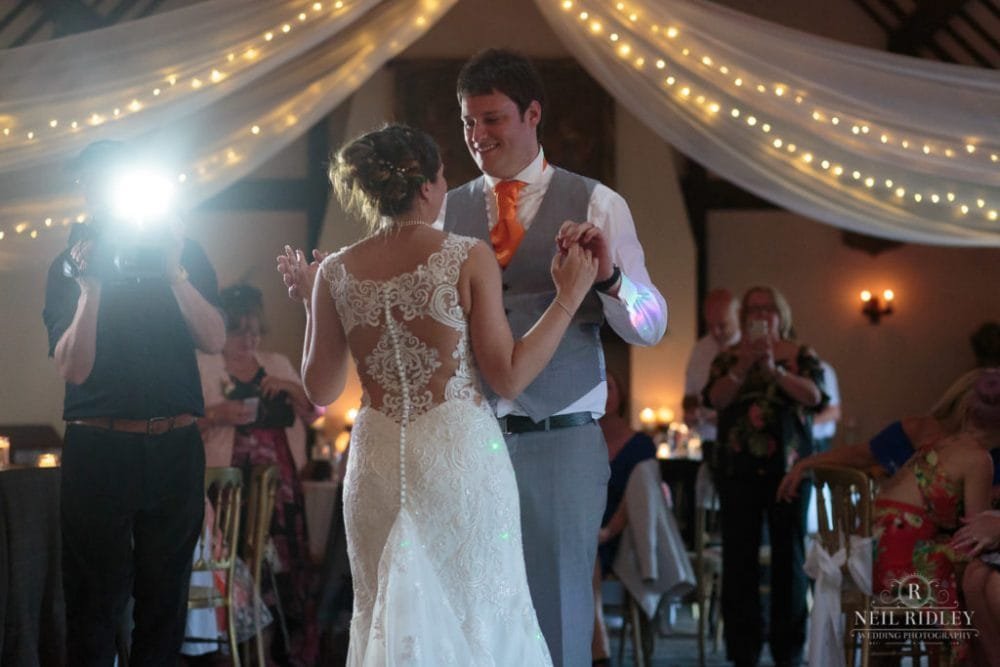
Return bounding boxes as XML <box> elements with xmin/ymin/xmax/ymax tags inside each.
<box><xmin>540</xmin><ymin>417</ymin><xmax>551</xmax><ymax>431</ymax></box>
<box><xmin>146</xmin><ymin>416</ymin><xmax>173</xmax><ymax>435</ymax></box>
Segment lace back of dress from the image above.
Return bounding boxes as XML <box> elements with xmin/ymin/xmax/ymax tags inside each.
<box><xmin>321</xmin><ymin>234</ymin><xmax>484</xmax><ymax>503</ymax></box>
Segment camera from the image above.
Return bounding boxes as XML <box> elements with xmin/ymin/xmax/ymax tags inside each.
<box><xmin>63</xmin><ymin>222</ymin><xmax>171</xmax><ymax>280</ymax></box>
<box><xmin>64</xmin><ymin>166</ymin><xmax>177</xmax><ymax>280</ymax></box>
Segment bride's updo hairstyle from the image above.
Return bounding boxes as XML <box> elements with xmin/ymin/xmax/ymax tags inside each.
<box><xmin>330</xmin><ymin>123</ymin><xmax>441</xmax><ymax>232</ymax></box>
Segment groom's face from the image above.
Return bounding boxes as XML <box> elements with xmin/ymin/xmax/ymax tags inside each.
<box><xmin>461</xmin><ymin>90</ymin><xmax>540</xmax><ymax>180</ymax></box>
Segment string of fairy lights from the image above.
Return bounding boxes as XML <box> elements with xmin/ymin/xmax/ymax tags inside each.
<box><xmin>0</xmin><ymin>0</ymin><xmax>355</xmax><ymax>243</ymax></box>
<box><xmin>2</xmin><ymin>0</ymin><xmax>996</xmax><ymax>243</ymax></box>
<box><xmin>556</xmin><ymin>0</ymin><xmax>999</xmax><ymax>228</ymax></box>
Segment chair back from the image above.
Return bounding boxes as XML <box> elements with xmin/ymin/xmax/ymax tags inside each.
<box><xmin>810</xmin><ymin>464</ymin><xmax>874</xmax><ymax>667</ymax></box>
<box><xmin>693</xmin><ymin>466</ymin><xmax>722</xmax><ymax>553</ymax></box>
<box><xmin>659</xmin><ymin>458</ymin><xmax>702</xmax><ymax>549</ymax></box>
<box><xmin>242</xmin><ymin>464</ymin><xmax>279</xmax><ymax>667</ymax></box>
<box><xmin>187</xmin><ymin>466</ymin><xmax>243</xmax><ymax>665</ymax></box>
<box><xmin>811</xmin><ymin>464</ymin><xmax>873</xmax><ymax>554</ymax></box>
<box><xmin>691</xmin><ymin>465</ymin><xmax>723</xmax><ymax>665</ymax></box>
<box><xmin>244</xmin><ymin>464</ymin><xmax>279</xmax><ymax>585</ymax></box>
<box><xmin>194</xmin><ymin>466</ymin><xmax>243</xmax><ymax>578</ymax></box>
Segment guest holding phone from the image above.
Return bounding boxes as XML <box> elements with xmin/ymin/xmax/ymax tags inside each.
<box><xmin>702</xmin><ymin>285</ymin><xmax>827</xmax><ymax>667</ymax></box>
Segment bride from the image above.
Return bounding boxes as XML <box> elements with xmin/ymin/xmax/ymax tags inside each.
<box><xmin>277</xmin><ymin>124</ymin><xmax>597</xmax><ymax>665</ymax></box>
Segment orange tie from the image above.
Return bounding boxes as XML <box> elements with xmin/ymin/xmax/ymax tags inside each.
<box><xmin>491</xmin><ymin>180</ymin><xmax>526</xmax><ymax>268</ymax></box>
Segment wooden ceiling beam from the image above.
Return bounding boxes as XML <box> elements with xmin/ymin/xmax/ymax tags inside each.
<box><xmin>887</xmin><ymin>0</ymin><xmax>970</xmax><ymax>56</ymax></box>
<box><xmin>37</xmin><ymin>0</ymin><xmax>107</xmax><ymax>37</ymax></box>
<box><xmin>0</xmin><ymin>0</ymin><xmax>33</xmax><ymax>35</ymax></box>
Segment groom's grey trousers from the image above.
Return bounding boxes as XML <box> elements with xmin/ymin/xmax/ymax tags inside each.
<box><xmin>505</xmin><ymin>422</ymin><xmax>609</xmax><ymax>667</ymax></box>
<box><xmin>447</xmin><ymin>167</ymin><xmax>608</xmax><ymax>665</ymax></box>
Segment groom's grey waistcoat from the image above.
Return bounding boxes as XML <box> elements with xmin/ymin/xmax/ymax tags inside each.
<box><xmin>445</xmin><ymin>168</ymin><xmax>605</xmax><ymax>421</ymax></box>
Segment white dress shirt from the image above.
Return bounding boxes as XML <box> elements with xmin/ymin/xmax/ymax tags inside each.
<box><xmin>440</xmin><ymin>148</ymin><xmax>668</xmax><ymax>418</ymax></box>
<box><xmin>683</xmin><ymin>332</ymin><xmax>739</xmax><ymax>442</ymax></box>
<box><xmin>812</xmin><ymin>361</ymin><xmax>841</xmax><ymax>440</ymax></box>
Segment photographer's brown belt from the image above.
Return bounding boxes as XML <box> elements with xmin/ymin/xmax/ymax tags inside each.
<box><xmin>69</xmin><ymin>414</ymin><xmax>197</xmax><ymax>435</ymax></box>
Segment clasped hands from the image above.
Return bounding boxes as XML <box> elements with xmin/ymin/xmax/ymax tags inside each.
<box><xmin>276</xmin><ymin>221</ymin><xmax>617</xmax><ymax>303</ymax></box>
<box><xmin>556</xmin><ymin>221</ymin><xmax>615</xmax><ymax>291</ymax></box>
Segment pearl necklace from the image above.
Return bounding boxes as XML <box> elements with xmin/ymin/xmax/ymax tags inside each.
<box><xmin>391</xmin><ymin>219</ymin><xmax>431</xmax><ymax>228</ymax></box>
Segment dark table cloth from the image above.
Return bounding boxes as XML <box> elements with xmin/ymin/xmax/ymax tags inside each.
<box><xmin>0</xmin><ymin>468</ymin><xmax>65</xmax><ymax>667</ymax></box>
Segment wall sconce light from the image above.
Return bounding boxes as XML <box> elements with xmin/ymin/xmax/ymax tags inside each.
<box><xmin>860</xmin><ymin>289</ymin><xmax>894</xmax><ymax>324</ymax></box>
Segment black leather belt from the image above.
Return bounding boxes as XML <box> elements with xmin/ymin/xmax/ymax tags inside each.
<box><xmin>498</xmin><ymin>412</ymin><xmax>594</xmax><ymax>434</ymax></box>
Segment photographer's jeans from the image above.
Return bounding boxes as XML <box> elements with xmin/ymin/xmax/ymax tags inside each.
<box><xmin>61</xmin><ymin>423</ymin><xmax>205</xmax><ymax>667</ymax></box>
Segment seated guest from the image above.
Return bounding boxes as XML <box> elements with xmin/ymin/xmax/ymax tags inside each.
<box><xmin>780</xmin><ymin>369</ymin><xmax>1000</xmax><ymax>665</ymax></box>
<box><xmin>869</xmin><ymin>371</ymin><xmax>999</xmax><ymax>663</ymax></box>
<box><xmin>952</xmin><ymin>509</ymin><xmax>1000</xmax><ymax>666</ymax></box>
<box><xmin>777</xmin><ymin>368</ymin><xmax>1000</xmax><ymax>499</ymax></box>
<box><xmin>592</xmin><ymin>371</ymin><xmax>656</xmax><ymax>666</ymax></box>
<box><xmin>197</xmin><ymin>284</ymin><xmax>320</xmax><ymax>665</ymax></box>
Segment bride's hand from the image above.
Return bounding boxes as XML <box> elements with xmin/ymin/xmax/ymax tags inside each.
<box><xmin>277</xmin><ymin>246</ymin><xmax>328</xmax><ymax>303</ymax></box>
<box><xmin>550</xmin><ymin>244</ymin><xmax>599</xmax><ymax>312</ymax></box>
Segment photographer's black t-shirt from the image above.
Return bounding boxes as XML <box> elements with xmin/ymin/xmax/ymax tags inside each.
<box><xmin>43</xmin><ymin>223</ymin><xmax>222</xmax><ymax>420</ymax></box>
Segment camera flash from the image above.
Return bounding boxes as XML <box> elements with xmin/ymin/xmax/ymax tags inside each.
<box><xmin>110</xmin><ymin>168</ymin><xmax>175</xmax><ymax>225</ymax></box>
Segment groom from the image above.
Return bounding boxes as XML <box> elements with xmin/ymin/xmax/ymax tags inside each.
<box><xmin>444</xmin><ymin>49</ymin><xmax>667</xmax><ymax>666</ymax></box>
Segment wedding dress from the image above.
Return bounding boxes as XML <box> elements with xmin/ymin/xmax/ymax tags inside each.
<box><xmin>320</xmin><ymin>233</ymin><xmax>552</xmax><ymax>666</ymax></box>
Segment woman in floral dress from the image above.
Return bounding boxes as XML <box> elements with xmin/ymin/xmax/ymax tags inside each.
<box><xmin>703</xmin><ymin>285</ymin><xmax>826</xmax><ymax>667</ymax></box>
<box><xmin>872</xmin><ymin>372</ymin><xmax>996</xmax><ymax>664</ymax></box>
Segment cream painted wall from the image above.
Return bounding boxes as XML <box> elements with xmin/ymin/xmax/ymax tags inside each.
<box><xmin>0</xmin><ymin>268</ymin><xmax>68</xmax><ymax>427</ymax></box>
<box><xmin>708</xmin><ymin>210</ymin><xmax>1000</xmax><ymax>443</ymax></box>
<box><xmin>616</xmin><ymin>107</ymin><xmax>695</xmax><ymax>425</ymax></box>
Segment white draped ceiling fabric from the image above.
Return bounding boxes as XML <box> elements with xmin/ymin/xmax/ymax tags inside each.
<box><xmin>0</xmin><ymin>0</ymin><xmax>457</xmax><ymax>268</ymax></box>
<box><xmin>0</xmin><ymin>0</ymin><xmax>998</xmax><ymax>269</ymax></box>
<box><xmin>537</xmin><ymin>0</ymin><xmax>1000</xmax><ymax>246</ymax></box>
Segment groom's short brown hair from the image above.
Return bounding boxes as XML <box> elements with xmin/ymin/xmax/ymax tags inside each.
<box><xmin>456</xmin><ymin>48</ymin><xmax>546</xmax><ymax>135</ymax></box>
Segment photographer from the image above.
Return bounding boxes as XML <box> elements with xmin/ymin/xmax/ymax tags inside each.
<box><xmin>42</xmin><ymin>140</ymin><xmax>225</xmax><ymax>666</ymax></box>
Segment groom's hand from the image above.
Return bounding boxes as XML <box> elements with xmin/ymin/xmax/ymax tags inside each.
<box><xmin>556</xmin><ymin>221</ymin><xmax>614</xmax><ymax>283</ymax></box>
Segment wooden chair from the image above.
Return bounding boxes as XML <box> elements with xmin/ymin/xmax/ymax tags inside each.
<box><xmin>186</xmin><ymin>466</ymin><xmax>243</xmax><ymax>665</ymax></box>
<box><xmin>811</xmin><ymin>464</ymin><xmax>874</xmax><ymax>667</ymax></box>
<box><xmin>689</xmin><ymin>473</ymin><xmax>723</xmax><ymax>667</ymax></box>
<box><xmin>616</xmin><ymin>585</ymin><xmax>653</xmax><ymax>667</ymax></box>
<box><xmin>241</xmin><ymin>464</ymin><xmax>279</xmax><ymax>666</ymax></box>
